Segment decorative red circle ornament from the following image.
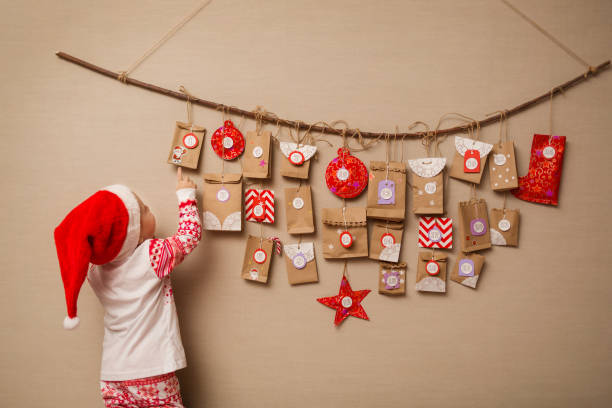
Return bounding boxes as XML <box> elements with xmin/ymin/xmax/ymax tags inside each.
<box><xmin>211</xmin><ymin>120</ymin><xmax>245</xmax><ymax>160</ymax></box>
<box><xmin>325</xmin><ymin>148</ymin><xmax>368</xmax><ymax>198</ymax></box>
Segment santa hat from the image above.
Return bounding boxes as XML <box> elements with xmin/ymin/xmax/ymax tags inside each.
<box><xmin>54</xmin><ymin>185</ymin><xmax>140</xmax><ymax>330</ymax></box>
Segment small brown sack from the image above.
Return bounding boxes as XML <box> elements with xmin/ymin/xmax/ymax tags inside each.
<box><xmin>379</xmin><ymin>261</ymin><xmax>406</xmax><ymax>295</ymax></box>
<box><xmin>489</xmin><ymin>141</ymin><xmax>518</xmax><ymax>191</ymax></box>
<box><xmin>202</xmin><ymin>173</ymin><xmax>242</xmax><ymax>231</ymax></box>
<box><xmin>408</xmin><ymin>157</ymin><xmax>446</xmax><ymax>215</ymax></box>
<box><xmin>416</xmin><ymin>252</ymin><xmax>448</xmax><ymax>293</ymax></box>
<box><xmin>451</xmin><ymin>253</ymin><xmax>485</xmax><ymax>289</ymax></box>
<box><xmin>489</xmin><ymin>208</ymin><xmax>520</xmax><ymax>247</ymax></box>
<box><xmin>458</xmin><ymin>198</ymin><xmax>491</xmax><ymax>252</ymax></box>
<box><xmin>283</xmin><ymin>242</ymin><xmax>318</xmax><ymax>285</ymax></box>
<box><xmin>322</xmin><ymin>207</ymin><xmax>368</xmax><ymax>259</ymax></box>
<box><xmin>369</xmin><ymin>222</ymin><xmax>403</xmax><ymax>263</ymax></box>
<box><xmin>284</xmin><ymin>186</ymin><xmax>315</xmax><ymax>234</ymax></box>
<box><xmin>242</xmin><ymin>130</ymin><xmax>271</xmax><ymax>179</ymax></box>
<box><xmin>279</xmin><ymin>141</ymin><xmax>317</xmax><ymax>179</ymax></box>
<box><xmin>167</xmin><ymin>121</ymin><xmax>206</xmax><ymax>169</ymax></box>
<box><xmin>366</xmin><ymin>161</ymin><xmax>406</xmax><ymax>221</ymax></box>
<box><xmin>449</xmin><ymin>136</ymin><xmax>493</xmax><ymax>184</ymax></box>
<box><xmin>241</xmin><ymin>235</ymin><xmax>274</xmax><ymax>283</ymax></box>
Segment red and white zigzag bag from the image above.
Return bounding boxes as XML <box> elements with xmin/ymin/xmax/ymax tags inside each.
<box><xmin>418</xmin><ymin>217</ymin><xmax>453</xmax><ymax>249</ymax></box>
<box><xmin>245</xmin><ymin>189</ymin><xmax>274</xmax><ymax>223</ymax></box>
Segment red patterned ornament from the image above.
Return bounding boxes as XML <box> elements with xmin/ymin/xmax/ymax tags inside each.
<box><xmin>211</xmin><ymin>120</ymin><xmax>245</xmax><ymax>160</ymax></box>
<box><xmin>325</xmin><ymin>148</ymin><xmax>368</xmax><ymax>198</ymax></box>
<box><xmin>317</xmin><ymin>275</ymin><xmax>370</xmax><ymax>326</ymax></box>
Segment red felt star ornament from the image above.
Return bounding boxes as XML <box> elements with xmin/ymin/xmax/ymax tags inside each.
<box><xmin>317</xmin><ymin>276</ymin><xmax>371</xmax><ymax>326</ymax></box>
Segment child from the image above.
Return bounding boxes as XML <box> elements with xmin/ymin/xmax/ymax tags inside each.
<box><xmin>54</xmin><ymin>168</ymin><xmax>201</xmax><ymax>407</ymax></box>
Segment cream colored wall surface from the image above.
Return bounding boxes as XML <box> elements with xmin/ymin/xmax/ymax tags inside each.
<box><xmin>1</xmin><ymin>0</ymin><xmax>611</xmax><ymax>406</ymax></box>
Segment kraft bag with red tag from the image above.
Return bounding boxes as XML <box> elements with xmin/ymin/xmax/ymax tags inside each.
<box><xmin>489</xmin><ymin>207</ymin><xmax>520</xmax><ymax>247</ymax></box>
<box><xmin>202</xmin><ymin>173</ymin><xmax>242</xmax><ymax>231</ymax></box>
<box><xmin>321</xmin><ymin>207</ymin><xmax>368</xmax><ymax>259</ymax></box>
<box><xmin>366</xmin><ymin>161</ymin><xmax>406</xmax><ymax>221</ymax></box>
<box><xmin>450</xmin><ymin>252</ymin><xmax>485</xmax><ymax>289</ymax></box>
<box><xmin>416</xmin><ymin>251</ymin><xmax>448</xmax><ymax>293</ymax></box>
<box><xmin>449</xmin><ymin>136</ymin><xmax>493</xmax><ymax>184</ymax></box>
<box><xmin>284</xmin><ymin>185</ymin><xmax>315</xmax><ymax>234</ymax></box>
<box><xmin>279</xmin><ymin>141</ymin><xmax>317</xmax><ymax>179</ymax></box>
<box><xmin>379</xmin><ymin>261</ymin><xmax>407</xmax><ymax>295</ymax></box>
<box><xmin>242</xmin><ymin>130</ymin><xmax>271</xmax><ymax>179</ymax></box>
<box><xmin>408</xmin><ymin>157</ymin><xmax>446</xmax><ymax>214</ymax></box>
<box><xmin>283</xmin><ymin>242</ymin><xmax>318</xmax><ymax>285</ymax></box>
<box><xmin>241</xmin><ymin>235</ymin><xmax>274</xmax><ymax>283</ymax></box>
<box><xmin>369</xmin><ymin>221</ymin><xmax>403</xmax><ymax>263</ymax></box>
<box><xmin>458</xmin><ymin>197</ymin><xmax>491</xmax><ymax>252</ymax></box>
<box><xmin>167</xmin><ymin>121</ymin><xmax>206</xmax><ymax>169</ymax></box>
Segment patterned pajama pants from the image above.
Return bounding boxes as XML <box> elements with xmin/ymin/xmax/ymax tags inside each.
<box><xmin>100</xmin><ymin>372</ymin><xmax>184</xmax><ymax>407</ymax></box>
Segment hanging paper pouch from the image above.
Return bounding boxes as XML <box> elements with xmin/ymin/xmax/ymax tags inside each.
<box><xmin>242</xmin><ymin>130</ymin><xmax>271</xmax><ymax>178</ymax></box>
<box><xmin>458</xmin><ymin>198</ymin><xmax>491</xmax><ymax>252</ymax></box>
<box><xmin>279</xmin><ymin>142</ymin><xmax>317</xmax><ymax>179</ymax></box>
<box><xmin>321</xmin><ymin>207</ymin><xmax>368</xmax><ymax>259</ymax></box>
<box><xmin>366</xmin><ymin>161</ymin><xmax>406</xmax><ymax>221</ymax></box>
<box><xmin>241</xmin><ymin>235</ymin><xmax>274</xmax><ymax>283</ymax></box>
<box><xmin>450</xmin><ymin>136</ymin><xmax>493</xmax><ymax>184</ymax></box>
<box><xmin>202</xmin><ymin>173</ymin><xmax>242</xmax><ymax>231</ymax></box>
<box><xmin>284</xmin><ymin>242</ymin><xmax>318</xmax><ymax>285</ymax></box>
<box><xmin>167</xmin><ymin>121</ymin><xmax>206</xmax><ymax>169</ymax></box>
<box><xmin>408</xmin><ymin>157</ymin><xmax>445</xmax><ymax>214</ymax></box>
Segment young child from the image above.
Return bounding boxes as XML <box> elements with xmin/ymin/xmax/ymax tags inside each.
<box><xmin>54</xmin><ymin>168</ymin><xmax>201</xmax><ymax>407</ymax></box>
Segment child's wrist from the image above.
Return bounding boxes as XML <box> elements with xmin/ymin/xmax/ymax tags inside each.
<box><xmin>176</xmin><ymin>188</ymin><xmax>196</xmax><ymax>202</ymax></box>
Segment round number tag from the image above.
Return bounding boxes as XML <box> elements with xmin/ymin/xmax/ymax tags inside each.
<box><xmin>426</xmin><ymin>260</ymin><xmax>440</xmax><ymax>276</ymax></box>
<box><xmin>386</xmin><ymin>275</ymin><xmax>398</xmax><ymax>287</ymax></box>
<box><xmin>253</xmin><ymin>204</ymin><xmax>264</xmax><ymax>218</ymax></box>
<box><xmin>459</xmin><ymin>259</ymin><xmax>475</xmax><ymax>277</ymax></box>
<box><xmin>289</xmin><ymin>150</ymin><xmax>305</xmax><ymax>165</ymax></box>
<box><xmin>253</xmin><ymin>249</ymin><xmax>267</xmax><ymax>264</ymax></box>
<box><xmin>493</xmin><ymin>154</ymin><xmax>506</xmax><ymax>165</ymax></box>
<box><xmin>252</xmin><ymin>146</ymin><xmax>264</xmax><ymax>158</ymax></box>
<box><xmin>428</xmin><ymin>227</ymin><xmax>442</xmax><ymax>243</ymax></box>
<box><xmin>292</xmin><ymin>197</ymin><xmax>304</xmax><ymax>210</ymax></box>
<box><xmin>381</xmin><ymin>233</ymin><xmax>395</xmax><ymax>248</ymax></box>
<box><xmin>424</xmin><ymin>182</ymin><xmax>437</xmax><ymax>194</ymax></box>
<box><xmin>498</xmin><ymin>219</ymin><xmax>511</xmax><ymax>232</ymax></box>
<box><xmin>249</xmin><ymin>268</ymin><xmax>259</xmax><ymax>280</ymax></box>
<box><xmin>470</xmin><ymin>218</ymin><xmax>487</xmax><ymax>236</ymax></box>
<box><xmin>465</xmin><ymin>157</ymin><xmax>478</xmax><ymax>170</ymax></box>
<box><xmin>222</xmin><ymin>136</ymin><xmax>234</xmax><ymax>149</ymax></box>
<box><xmin>341</xmin><ymin>296</ymin><xmax>353</xmax><ymax>309</ymax></box>
<box><xmin>217</xmin><ymin>188</ymin><xmax>230</xmax><ymax>202</ymax></box>
<box><xmin>380</xmin><ymin>187</ymin><xmax>393</xmax><ymax>200</ymax></box>
<box><xmin>543</xmin><ymin>146</ymin><xmax>556</xmax><ymax>159</ymax></box>
<box><xmin>182</xmin><ymin>133</ymin><xmax>199</xmax><ymax>149</ymax></box>
<box><xmin>336</xmin><ymin>167</ymin><xmax>350</xmax><ymax>181</ymax></box>
<box><xmin>292</xmin><ymin>252</ymin><xmax>307</xmax><ymax>270</ymax></box>
<box><xmin>340</xmin><ymin>231</ymin><xmax>353</xmax><ymax>248</ymax></box>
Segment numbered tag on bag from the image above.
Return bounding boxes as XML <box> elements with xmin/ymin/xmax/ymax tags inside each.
<box><xmin>464</xmin><ymin>149</ymin><xmax>481</xmax><ymax>173</ymax></box>
<box><xmin>377</xmin><ymin>180</ymin><xmax>396</xmax><ymax>205</ymax></box>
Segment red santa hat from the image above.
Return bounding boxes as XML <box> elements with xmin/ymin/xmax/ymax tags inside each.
<box><xmin>54</xmin><ymin>185</ymin><xmax>140</xmax><ymax>330</ymax></box>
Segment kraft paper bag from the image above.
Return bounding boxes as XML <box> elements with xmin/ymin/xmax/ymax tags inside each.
<box><xmin>408</xmin><ymin>157</ymin><xmax>446</xmax><ymax>214</ymax></box>
<box><xmin>241</xmin><ymin>235</ymin><xmax>274</xmax><ymax>283</ymax></box>
<box><xmin>369</xmin><ymin>221</ymin><xmax>404</xmax><ymax>263</ymax></box>
<box><xmin>283</xmin><ymin>242</ymin><xmax>318</xmax><ymax>285</ymax></box>
<box><xmin>242</xmin><ymin>130</ymin><xmax>271</xmax><ymax>179</ymax></box>
<box><xmin>458</xmin><ymin>198</ymin><xmax>491</xmax><ymax>252</ymax></box>
<box><xmin>449</xmin><ymin>136</ymin><xmax>493</xmax><ymax>184</ymax></box>
<box><xmin>366</xmin><ymin>161</ymin><xmax>406</xmax><ymax>221</ymax></box>
<box><xmin>202</xmin><ymin>173</ymin><xmax>242</xmax><ymax>231</ymax></box>
<box><xmin>416</xmin><ymin>252</ymin><xmax>448</xmax><ymax>293</ymax></box>
<box><xmin>322</xmin><ymin>207</ymin><xmax>368</xmax><ymax>259</ymax></box>
<box><xmin>379</xmin><ymin>261</ymin><xmax>407</xmax><ymax>295</ymax></box>
<box><xmin>489</xmin><ymin>141</ymin><xmax>518</xmax><ymax>191</ymax></box>
<box><xmin>279</xmin><ymin>142</ymin><xmax>317</xmax><ymax>179</ymax></box>
<box><xmin>284</xmin><ymin>186</ymin><xmax>315</xmax><ymax>234</ymax></box>
<box><xmin>489</xmin><ymin>208</ymin><xmax>520</xmax><ymax>247</ymax></box>
<box><xmin>451</xmin><ymin>252</ymin><xmax>485</xmax><ymax>289</ymax></box>
<box><xmin>167</xmin><ymin>121</ymin><xmax>206</xmax><ymax>169</ymax></box>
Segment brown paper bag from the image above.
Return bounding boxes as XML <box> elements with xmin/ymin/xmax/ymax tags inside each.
<box><xmin>489</xmin><ymin>141</ymin><xmax>518</xmax><ymax>191</ymax></box>
<box><xmin>366</xmin><ymin>161</ymin><xmax>406</xmax><ymax>221</ymax></box>
<box><xmin>202</xmin><ymin>173</ymin><xmax>242</xmax><ymax>231</ymax></box>
<box><xmin>322</xmin><ymin>207</ymin><xmax>368</xmax><ymax>259</ymax></box>
<box><xmin>449</xmin><ymin>136</ymin><xmax>493</xmax><ymax>184</ymax></box>
<box><xmin>379</xmin><ymin>261</ymin><xmax>406</xmax><ymax>295</ymax></box>
<box><xmin>408</xmin><ymin>157</ymin><xmax>446</xmax><ymax>214</ymax></box>
<box><xmin>242</xmin><ymin>130</ymin><xmax>271</xmax><ymax>179</ymax></box>
<box><xmin>490</xmin><ymin>208</ymin><xmax>520</xmax><ymax>247</ymax></box>
<box><xmin>369</xmin><ymin>222</ymin><xmax>403</xmax><ymax>263</ymax></box>
<box><xmin>279</xmin><ymin>141</ymin><xmax>317</xmax><ymax>179</ymax></box>
<box><xmin>283</xmin><ymin>242</ymin><xmax>318</xmax><ymax>285</ymax></box>
<box><xmin>458</xmin><ymin>198</ymin><xmax>491</xmax><ymax>252</ymax></box>
<box><xmin>450</xmin><ymin>253</ymin><xmax>485</xmax><ymax>289</ymax></box>
<box><xmin>167</xmin><ymin>121</ymin><xmax>206</xmax><ymax>169</ymax></box>
<box><xmin>284</xmin><ymin>186</ymin><xmax>315</xmax><ymax>234</ymax></box>
<box><xmin>416</xmin><ymin>252</ymin><xmax>448</xmax><ymax>293</ymax></box>
<box><xmin>241</xmin><ymin>235</ymin><xmax>274</xmax><ymax>283</ymax></box>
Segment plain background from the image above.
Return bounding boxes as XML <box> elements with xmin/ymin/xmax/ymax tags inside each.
<box><xmin>1</xmin><ymin>0</ymin><xmax>611</xmax><ymax>406</ymax></box>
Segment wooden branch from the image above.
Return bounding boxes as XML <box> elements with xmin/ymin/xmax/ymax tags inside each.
<box><xmin>55</xmin><ymin>51</ymin><xmax>609</xmax><ymax>138</ymax></box>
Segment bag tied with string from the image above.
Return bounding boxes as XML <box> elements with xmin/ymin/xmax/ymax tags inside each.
<box><xmin>283</xmin><ymin>241</ymin><xmax>318</xmax><ymax>285</ymax></box>
<box><xmin>284</xmin><ymin>185</ymin><xmax>315</xmax><ymax>234</ymax></box>
<box><xmin>202</xmin><ymin>173</ymin><xmax>242</xmax><ymax>231</ymax></box>
<box><xmin>416</xmin><ymin>251</ymin><xmax>448</xmax><ymax>293</ymax></box>
<box><xmin>241</xmin><ymin>235</ymin><xmax>275</xmax><ymax>283</ymax></box>
<box><xmin>167</xmin><ymin>88</ymin><xmax>206</xmax><ymax>169</ymax></box>
<box><xmin>488</xmin><ymin>111</ymin><xmax>518</xmax><ymax>191</ymax></box>
<box><xmin>450</xmin><ymin>252</ymin><xmax>485</xmax><ymax>289</ymax></box>
<box><xmin>322</xmin><ymin>207</ymin><xmax>368</xmax><ymax>259</ymax></box>
<box><xmin>490</xmin><ymin>206</ymin><xmax>520</xmax><ymax>247</ymax></box>
<box><xmin>458</xmin><ymin>195</ymin><xmax>492</xmax><ymax>252</ymax></box>
<box><xmin>279</xmin><ymin>124</ymin><xmax>317</xmax><ymax>180</ymax></box>
<box><xmin>369</xmin><ymin>221</ymin><xmax>403</xmax><ymax>263</ymax></box>
<box><xmin>243</xmin><ymin>130</ymin><xmax>271</xmax><ymax>178</ymax></box>
<box><xmin>379</xmin><ymin>261</ymin><xmax>407</xmax><ymax>295</ymax></box>
<box><xmin>449</xmin><ymin>121</ymin><xmax>493</xmax><ymax>184</ymax></box>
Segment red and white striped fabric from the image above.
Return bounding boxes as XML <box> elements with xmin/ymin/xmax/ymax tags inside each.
<box><xmin>418</xmin><ymin>217</ymin><xmax>453</xmax><ymax>249</ymax></box>
<box><xmin>245</xmin><ymin>189</ymin><xmax>274</xmax><ymax>223</ymax></box>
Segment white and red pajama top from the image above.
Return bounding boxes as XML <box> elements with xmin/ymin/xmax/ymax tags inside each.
<box><xmin>88</xmin><ymin>188</ymin><xmax>201</xmax><ymax>381</ymax></box>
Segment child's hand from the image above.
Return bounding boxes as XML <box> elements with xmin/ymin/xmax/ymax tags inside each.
<box><xmin>177</xmin><ymin>168</ymin><xmax>196</xmax><ymax>190</ymax></box>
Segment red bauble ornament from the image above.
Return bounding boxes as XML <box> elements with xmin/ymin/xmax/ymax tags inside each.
<box><xmin>317</xmin><ymin>275</ymin><xmax>370</xmax><ymax>326</ymax></box>
<box><xmin>325</xmin><ymin>148</ymin><xmax>368</xmax><ymax>198</ymax></box>
<box><xmin>211</xmin><ymin>120</ymin><xmax>245</xmax><ymax>160</ymax></box>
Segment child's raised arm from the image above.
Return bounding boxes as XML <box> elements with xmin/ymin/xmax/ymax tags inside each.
<box><xmin>149</xmin><ymin>168</ymin><xmax>201</xmax><ymax>279</ymax></box>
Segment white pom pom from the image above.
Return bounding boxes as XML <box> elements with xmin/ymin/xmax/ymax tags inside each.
<box><xmin>63</xmin><ymin>316</ymin><xmax>80</xmax><ymax>330</ymax></box>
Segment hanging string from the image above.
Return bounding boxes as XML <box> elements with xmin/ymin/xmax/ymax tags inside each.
<box><xmin>549</xmin><ymin>86</ymin><xmax>565</xmax><ymax>143</ymax></box>
<box><xmin>342</xmin><ymin>260</ymin><xmax>349</xmax><ymax>278</ymax></box>
<box><xmin>117</xmin><ymin>0</ymin><xmax>214</xmax><ymax>83</ymax></box>
<box><xmin>178</xmin><ymin>85</ymin><xmax>197</xmax><ymax>125</ymax></box>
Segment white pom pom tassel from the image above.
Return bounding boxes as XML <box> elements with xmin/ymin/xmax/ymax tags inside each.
<box><xmin>63</xmin><ymin>316</ymin><xmax>80</xmax><ymax>330</ymax></box>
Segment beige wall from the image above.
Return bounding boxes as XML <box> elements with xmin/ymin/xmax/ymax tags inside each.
<box><xmin>2</xmin><ymin>0</ymin><xmax>611</xmax><ymax>406</ymax></box>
